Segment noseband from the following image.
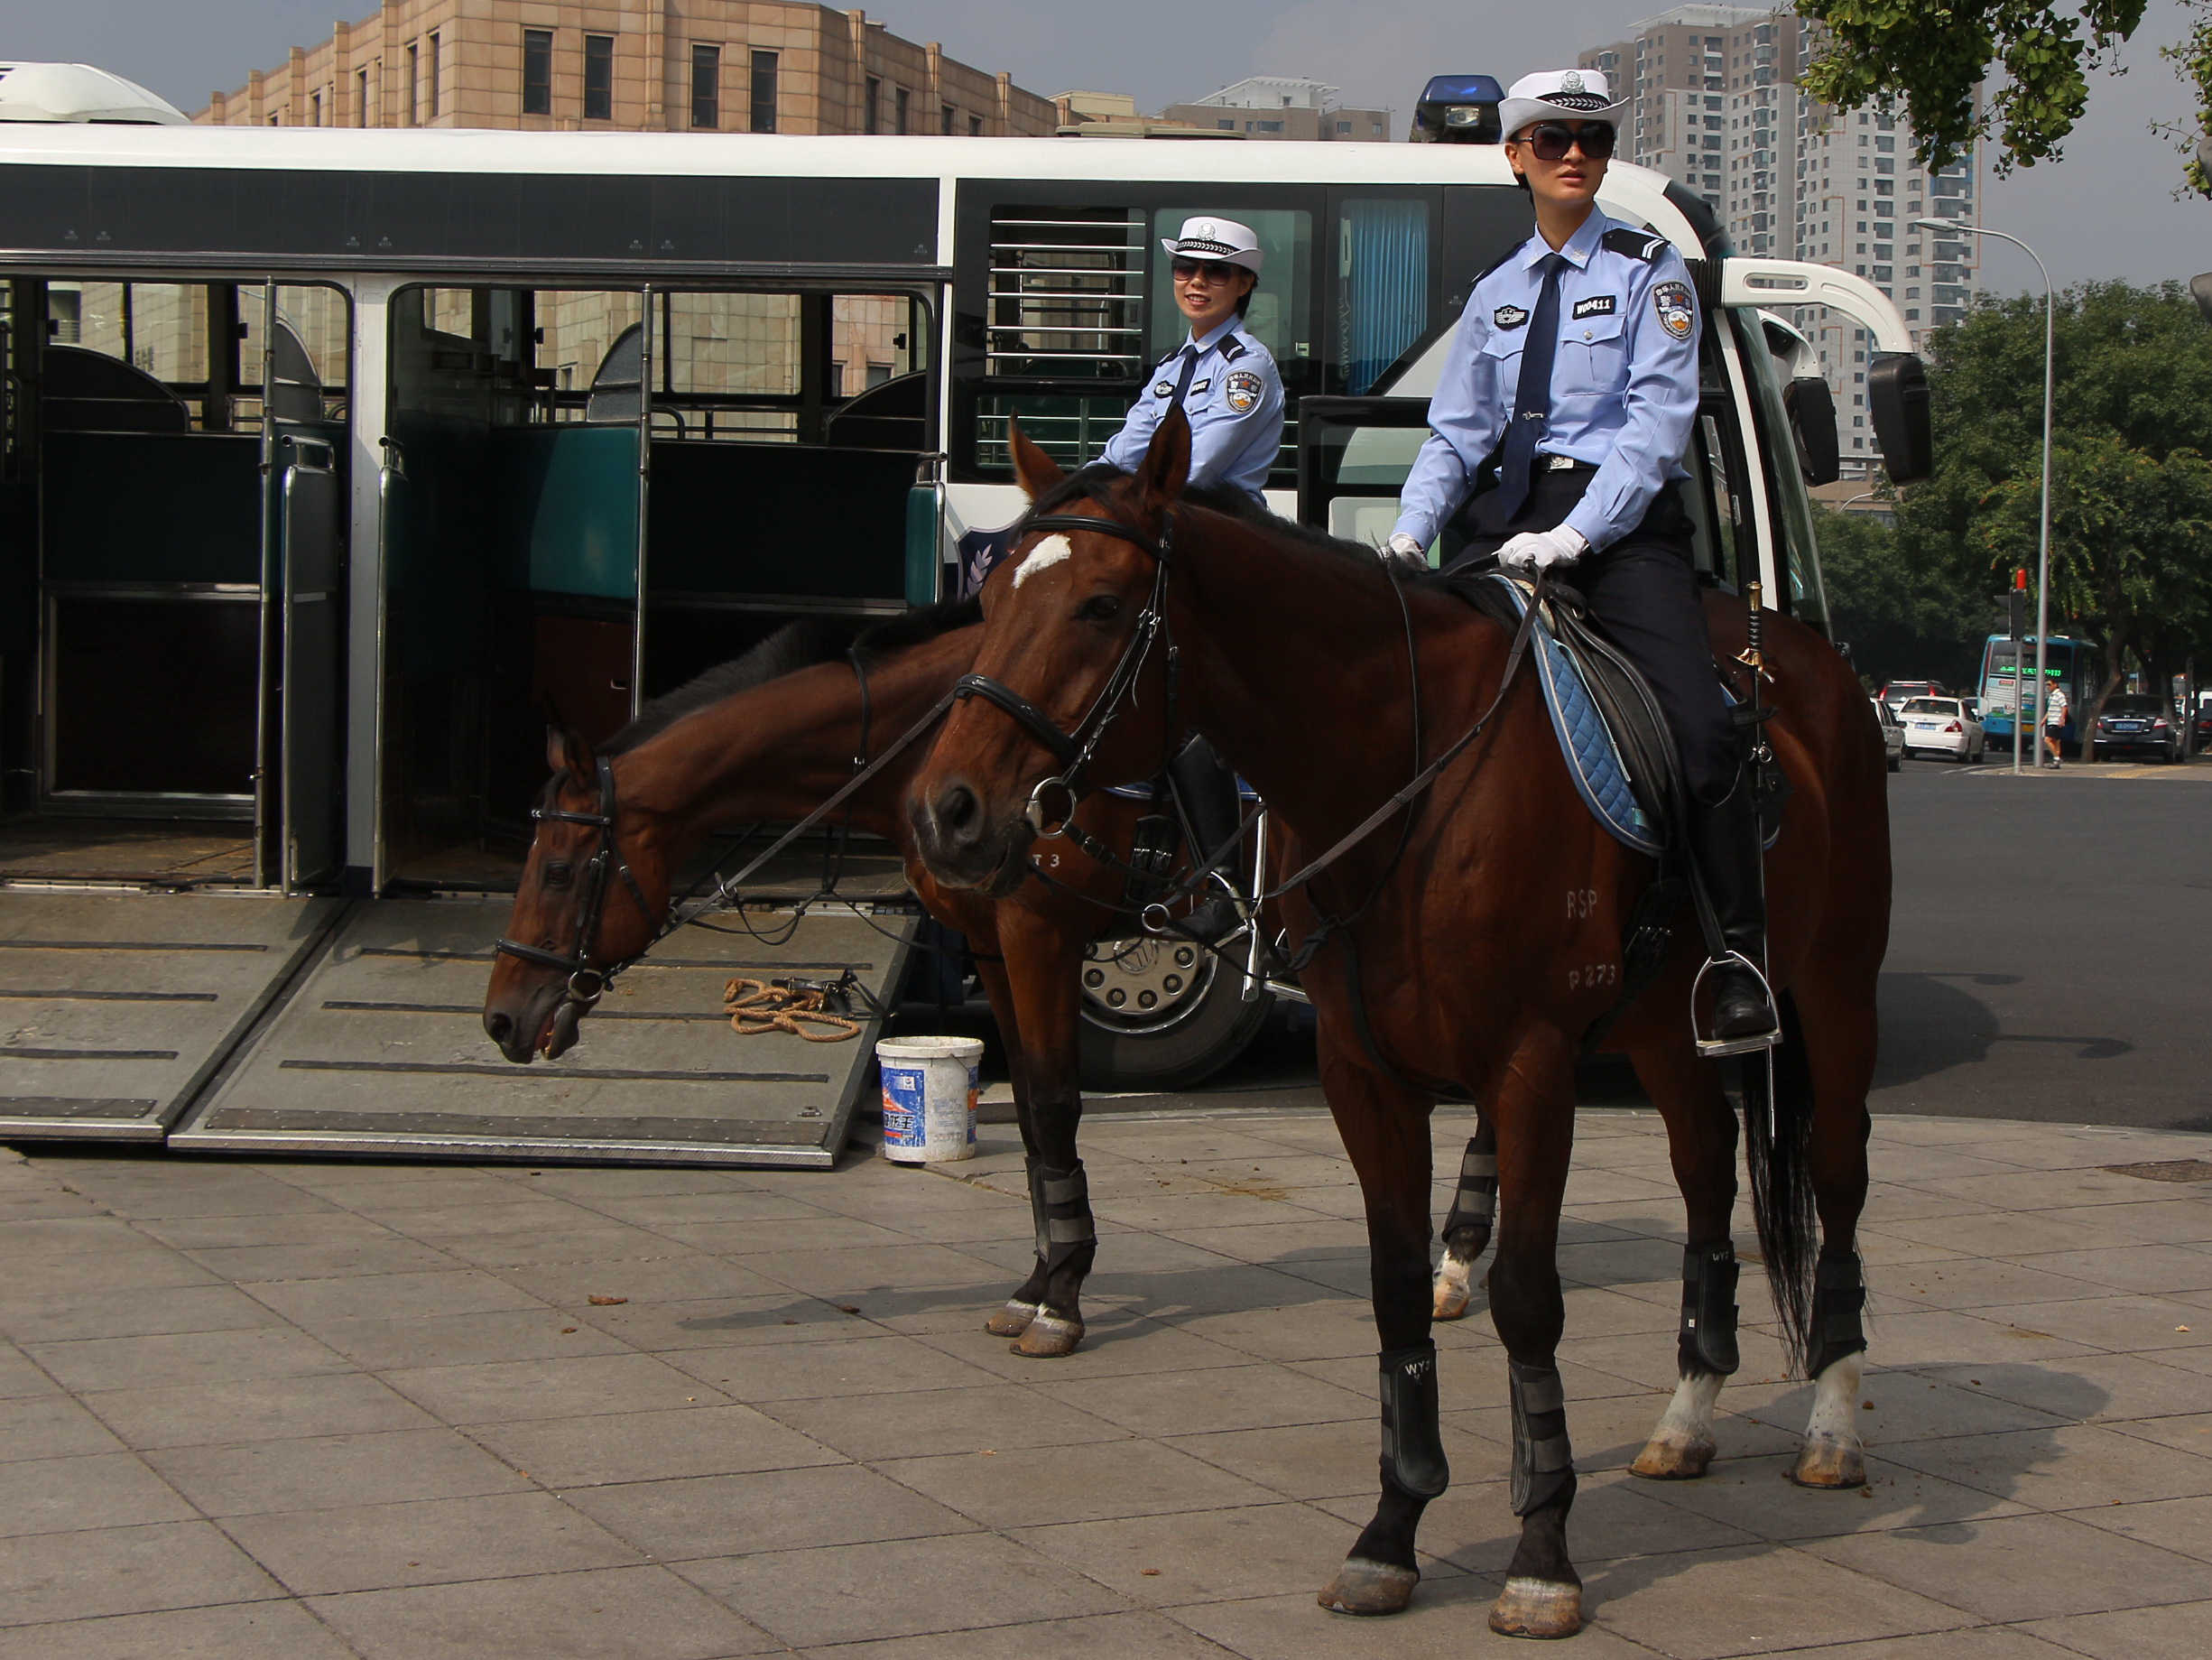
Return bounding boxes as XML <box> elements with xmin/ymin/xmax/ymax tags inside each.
<box><xmin>494</xmin><ymin>756</ymin><xmax>657</xmax><ymax>1009</ymax></box>
<box><xmin>952</xmin><ymin>510</ymin><xmax>1178</xmax><ymax>836</ymax></box>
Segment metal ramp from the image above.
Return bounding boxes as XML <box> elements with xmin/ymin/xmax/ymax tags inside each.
<box><xmin>0</xmin><ymin>891</ymin><xmax>342</xmax><ymax>1142</ymax></box>
<box><xmin>169</xmin><ymin>895</ymin><xmax>917</xmax><ymax>1167</ymax></box>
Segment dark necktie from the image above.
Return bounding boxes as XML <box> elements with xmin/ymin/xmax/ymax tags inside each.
<box><xmin>1168</xmin><ymin>343</ymin><xmax>1200</xmax><ymax>412</ymax></box>
<box><xmin>1491</xmin><ymin>254</ymin><xmax>1567</xmax><ymax>523</ymax></box>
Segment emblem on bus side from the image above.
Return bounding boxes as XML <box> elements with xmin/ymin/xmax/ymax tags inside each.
<box><xmin>1653</xmin><ymin>281</ymin><xmax>1695</xmax><ymax>340</ymax></box>
<box><xmin>1494</xmin><ymin>304</ymin><xmax>1529</xmax><ymax>329</ymax></box>
<box><xmin>1225</xmin><ymin>369</ymin><xmax>1263</xmax><ymax>413</ymax></box>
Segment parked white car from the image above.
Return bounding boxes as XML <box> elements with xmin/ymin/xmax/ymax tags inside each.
<box><xmin>1871</xmin><ymin>697</ymin><xmax>1905</xmax><ymax>771</ymax></box>
<box><xmin>1899</xmin><ymin>695</ymin><xmax>1985</xmax><ymax>762</ymax></box>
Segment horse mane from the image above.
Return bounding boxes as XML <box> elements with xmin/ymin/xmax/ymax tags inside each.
<box><xmin>599</xmin><ymin>594</ymin><xmax>982</xmax><ymax>757</ymax></box>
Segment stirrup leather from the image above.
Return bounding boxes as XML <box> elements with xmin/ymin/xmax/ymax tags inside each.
<box><xmin>1689</xmin><ymin>951</ymin><xmax>1780</xmax><ymax>1057</ymax></box>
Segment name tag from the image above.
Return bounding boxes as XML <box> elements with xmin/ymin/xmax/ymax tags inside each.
<box><xmin>1571</xmin><ymin>294</ymin><xmax>1617</xmax><ymax>320</ymax></box>
<box><xmin>1189</xmin><ymin>378</ymin><xmax>1210</xmax><ymax>395</ymax></box>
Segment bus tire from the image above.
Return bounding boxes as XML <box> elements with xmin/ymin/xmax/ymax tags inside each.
<box><xmin>1077</xmin><ymin>939</ymin><xmax>1274</xmax><ymax>1094</ymax></box>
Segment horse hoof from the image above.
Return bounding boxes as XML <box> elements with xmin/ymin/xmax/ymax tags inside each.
<box><xmin>1629</xmin><ymin>1431</ymin><xmax>1717</xmax><ymax>1481</ymax></box>
<box><xmin>984</xmin><ymin>1300</ymin><xmax>1038</xmax><ymax>1339</ymax></box>
<box><xmin>1318</xmin><ymin>1556</ymin><xmax>1418</xmax><ymax>1617</ymax></box>
<box><xmin>1487</xmin><ymin>1576</ymin><xmax>1584</xmax><ymax>1639</ymax></box>
<box><xmin>1791</xmin><ymin>1432</ymin><xmax>1865</xmax><ymax>1489</ymax></box>
<box><xmin>1431</xmin><ymin>1254</ymin><xmax>1479</xmax><ymax>1321</ymax></box>
<box><xmin>1012</xmin><ymin>1312</ymin><xmax>1084</xmax><ymax>1358</ymax></box>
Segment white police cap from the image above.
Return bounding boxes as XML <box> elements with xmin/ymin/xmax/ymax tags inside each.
<box><xmin>1497</xmin><ymin>69</ymin><xmax>1627</xmax><ymax>143</ymax></box>
<box><xmin>1160</xmin><ymin>216</ymin><xmax>1263</xmax><ymax>274</ymax></box>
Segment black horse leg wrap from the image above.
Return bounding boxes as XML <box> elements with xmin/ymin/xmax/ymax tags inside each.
<box><xmin>1441</xmin><ymin>1143</ymin><xmax>1498</xmax><ymax>1245</ymax></box>
<box><xmin>1026</xmin><ymin>1159</ymin><xmax>1095</xmax><ymax>1275</ymax></box>
<box><xmin>1678</xmin><ymin>1240</ymin><xmax>1743</xmax><ymax>1377</ymax></box>
<box><xmin>1806</xmin><ymin>1249</ymin><xmax>1867</xmax><ymax>1380</ymax></box>
<box><xmin>1508</xmin><ymin>1358</ymin><xmax>1575</xmax><ymax>1516</ymax></box>
<box><xmin>1378</xmin><ymin>1342</ymin><xmax>1450</xmax><ymax>1500</ymax></box>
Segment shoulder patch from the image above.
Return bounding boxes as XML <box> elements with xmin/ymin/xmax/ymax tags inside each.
<box><xmin>1223</xmin><ymin>367</ymin><xmax>1264</xmax><ymax>414</ymax></box>
<box><xmin>1652</xmin><ymin>280</ymin><xmax>1696</xmax><ymax>341</ymax></box>
<box><xmin>1600</xmin><ymin>227</ymin><xmax>1669</xmax><ymax>264</ymax></box>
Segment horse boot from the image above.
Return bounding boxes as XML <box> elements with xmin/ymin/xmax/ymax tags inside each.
<box><xmin>1793</xmin><ymin>1248</ymin><xmax>1870</xmax><ymax>1488</ymax></box>
<box><xmin>1432</xmin><ymin>1136</ymin><xmax>1497</xmax><ymax>1321</ymax></box>
<box><xmin>1011</xmin><ymin>1159</ymin><xmax>1095</xmax><ymax>1358</ymax></box>
<box><xmin>985</xmin><ymin>1154</ymin><xmax>1054</xmax><ymax>1340</ymax></box>
<box><xmin>1631</xmin><ymin>1240</ymin><xmax>1740</xmax><ymax>1480</ymax></box>
<box><xmin>1167</xmin><ymin>734</ymin><xmax>1244</xmax><ymax>942</ymax></box>
<box><xmin>1319</xmin><ymin>1341</ymin><xmax>1448</xmax><ymax>1617</ymax></box>
<box><xmin>1689</xmin><ymin>783</ymin><xmax>1780</xmax><ymax>1054</ymax></box>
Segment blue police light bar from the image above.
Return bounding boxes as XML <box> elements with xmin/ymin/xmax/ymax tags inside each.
<box><xmin>1412</xmin><ymin>74</ymin><xmax>1505</xmax><ymax>144</ymax></box>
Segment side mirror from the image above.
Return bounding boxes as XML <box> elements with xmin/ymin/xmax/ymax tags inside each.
<box><xmin>1868</xmin><ymin>352</ymin><xmax>1933</xmax><ymax>484</ymax></box>
<box><xmin>1782</xmin><ymin>375</ymin><xmax>1841</xmax><ymax>485</ymax></box>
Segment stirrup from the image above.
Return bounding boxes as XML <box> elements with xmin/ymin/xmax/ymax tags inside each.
<box><xmin>1690</xmin><ymin>951</ymin><xmax>1780</xmax><ymax>1057</ymax></box>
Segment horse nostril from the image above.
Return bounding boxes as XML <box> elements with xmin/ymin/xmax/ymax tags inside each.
<box><xmin>935</xmin><ymin>782</ymin><xmax>980</xmax><ymax>839</ymax></box>
<box><xmin>485</xmin><ymin>1011</ymin><xmax>513</xmax><ymax>1044</ymax></box>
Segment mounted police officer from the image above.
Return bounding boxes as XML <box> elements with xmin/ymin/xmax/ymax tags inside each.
<box><xmin>1102</xmin><ymin>216</ymin><xmax>1284</xmax><ymax>505</ymax></box>
<box><xmin>1386</xmin><ymin>68</ymin><xmax>1778</xmax><ymax>1048</ymax></box>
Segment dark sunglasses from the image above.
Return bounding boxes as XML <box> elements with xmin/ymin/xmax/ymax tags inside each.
<box><xmin>1171</xmin><ymin>257</ymin><xmax>1241</xmax><ymax>284</ymax></box>
<box><xmin>1523</xmin><ymin>121</ymin><xmax>1615</xmax><ymax>162</ymax></box>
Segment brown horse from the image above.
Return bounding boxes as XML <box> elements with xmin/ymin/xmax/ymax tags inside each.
<box><xmin>482</xmin><ymin>607</ymin><xmax>1500</xmax><ymax>1357</ymax></box>
<box><xmin>907</xmin><ymin>416</ymin><xmax>1887</xmax><ymax>1637</ymax></box>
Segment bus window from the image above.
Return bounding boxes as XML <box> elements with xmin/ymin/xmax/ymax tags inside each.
<box><xmin>1337</xmin><ymin>197</ymin><xmax>1433</xmax><ymax>395</ymax></box>
<box><xmin>1145</xmin><ymin>207</ymin><xmax>1313</xmax><ymax>376</ymax></box>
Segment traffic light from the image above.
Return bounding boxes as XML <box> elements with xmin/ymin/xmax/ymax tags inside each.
<box><xmin>2005</xmin><ymin>569</ymin><xmax>2026</xmax><ymax>638</ymax></box>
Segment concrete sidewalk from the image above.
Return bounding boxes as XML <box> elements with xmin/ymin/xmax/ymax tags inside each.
<box><xmin>2</xmin><ymin>1109</ymin><xmax>2208</xmax><ymax>1658</ymax></box>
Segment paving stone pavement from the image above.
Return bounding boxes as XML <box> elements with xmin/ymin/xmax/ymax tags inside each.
<box><xmin>2</xmin><ymin>1108</ymin><xmax>2209</xmax><ymax>1658</ymax></box>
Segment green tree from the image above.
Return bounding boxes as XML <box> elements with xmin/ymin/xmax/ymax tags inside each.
<box><xmin>1796</xmin><ymin>0</ymin><xmax>2212</xmax><ymax>190</ymax></box>
<box><xmin>1814</xmin><ymin>505</ymin><xmax>1991</xmax><ymax>691</ymax></box>
<box><xmin>1892</xmin><ymin>281</ymin><xmax>2212</xmax><ymax>735</ymax></box>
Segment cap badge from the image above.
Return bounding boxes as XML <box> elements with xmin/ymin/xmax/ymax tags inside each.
<box><xmin>1561</xmin><ymin>70</ymin><xmax>1585</xmax><ymax>95</ymax></box>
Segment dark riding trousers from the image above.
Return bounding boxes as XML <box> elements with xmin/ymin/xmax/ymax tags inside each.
<box><xmin>1452</xmin><ymin>467</ymin><xmax>1737</xmax><ymax>806</ymax></box>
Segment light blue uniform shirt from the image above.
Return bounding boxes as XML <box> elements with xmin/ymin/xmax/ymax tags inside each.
<box><xmin>1393</xmin><ymin>208</ymin><xmax>1701</xmax><ymax>553</ymax></box>
<box><xmin>1101</xmin><ymin>316</ymin><xmax>1284</xmax><ymax>505</ymax></box>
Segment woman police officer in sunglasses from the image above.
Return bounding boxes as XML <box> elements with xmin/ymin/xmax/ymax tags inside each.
<box><xmin>1385</xmin><ymin>68</ymin><xmax>1777</xmax><ymax>1047</ymax></box>
<box><xmin>1099</xmin><ymin>217</ymin><xmax>1284</xmax><ymax>506</ymax></box>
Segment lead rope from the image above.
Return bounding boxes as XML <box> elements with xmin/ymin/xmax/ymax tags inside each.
<box><xmin>723</xmin><ymin>977</ymin><xmax>862</xmax><ymax>1042</ymax></box>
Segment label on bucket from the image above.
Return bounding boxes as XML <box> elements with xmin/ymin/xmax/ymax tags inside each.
<box><xmin>881</xmin><ymin>1064</ymin><xmax>929</xmax><ymax>1148</ymax></box>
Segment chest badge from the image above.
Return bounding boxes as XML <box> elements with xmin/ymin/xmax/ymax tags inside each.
<box><xmin>1571</xmin><ymin>294</ymin><xmax>1617</xmax><ymax>320</ymax></box>
<box><xmin>1653</xmin><ymin>281</ymin><xmax>1695</xmax><ymax>341</ymax></box>
<box><xmin>1153</xmin><ymin>381</ymin><xmax>1176</xmax><ymax>397</ymax></box>
<box><xmin>1494</xmin><ymin>303</ymin><xmax>1529</xmax><ymax>329</ymax></box>
<box><xmin>1224</xmin><ymin>368</ymin><xmax>1264</xmax><ymax>413</ymax></box>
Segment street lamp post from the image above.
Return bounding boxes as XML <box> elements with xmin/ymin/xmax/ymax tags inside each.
<box><xmin>1916</xmin><ymin>218</ymin><xmax>2054</xmax><ymax>776</ymax></box>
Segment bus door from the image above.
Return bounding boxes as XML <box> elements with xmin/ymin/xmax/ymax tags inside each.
<box><xmin>377</xmin><ymin>284</ymin><xmax>647</xmax><ymax>890</ymax></box>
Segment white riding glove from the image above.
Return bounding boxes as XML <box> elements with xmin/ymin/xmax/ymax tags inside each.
<box><xmin>1384</xmin><ymin>532</ymin><xmax>1429</xmax><ymax>571</ymax></box>
<box><xmin>1497</xmin><ymin>524</ymin><xmax>1589</xmax><ymax>578</ymax></box>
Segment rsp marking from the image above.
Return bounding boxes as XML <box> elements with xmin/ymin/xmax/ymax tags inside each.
<box><xmin>1566</xmin><ymin>888</ymin><xmax>1598</xmax><ymax>920</ymax></box>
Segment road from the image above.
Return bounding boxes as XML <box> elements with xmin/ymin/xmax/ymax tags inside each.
<box><xmin>1138</xmin><ymin>756</ymin><xmax>2212</xmax><ymax>1131</ymax></box>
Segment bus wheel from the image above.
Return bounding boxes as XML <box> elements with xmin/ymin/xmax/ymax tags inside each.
<box><xmin>1077</xmin><ymin>928</ymin><xmax>1274</xmax><ymax>1093</ymax></box>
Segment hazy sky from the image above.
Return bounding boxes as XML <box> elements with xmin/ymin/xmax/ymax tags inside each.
<box><xmin>11</xmin><ymin>1</ymin><xmax>2207</xmax><ymax>293</ymax></box>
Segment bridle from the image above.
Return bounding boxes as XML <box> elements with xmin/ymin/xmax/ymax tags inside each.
<box><xmin>951</xmin><ymin>510</ymin><xmax>1180</xmax><ymax>839</ymax></box>
<box><xmin>494</xmin><ymin>755</ymin><xmax>656</xmax><ymax>1010</ymax></box>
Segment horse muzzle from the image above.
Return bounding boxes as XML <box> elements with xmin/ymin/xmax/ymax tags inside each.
<box><xmin>483</xmin><ymin>978</ymin><xmax>577</xmax><ymax>1065</ymax></box>
<box><xmin>910</xmin><ymin>774</ymin><xmax>1034</xmax><ymax>894</ymax></box>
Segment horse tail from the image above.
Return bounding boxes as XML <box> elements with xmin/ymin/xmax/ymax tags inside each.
<box><xmin>1741</xmin><ymin>990</ymin><xmax>1818</xmax><ymax>1376</ymax></box>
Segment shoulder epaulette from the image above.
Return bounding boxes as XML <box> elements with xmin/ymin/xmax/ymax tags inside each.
<box><xmin>1600</xmin><ymin>227</ymin><xmax>1671</xmax><ymax>264</ymax></box>
<box><xmin>1220</xmin><ymin>334</ymin><xmax>1249</xmax><ymax>362</ymax></box>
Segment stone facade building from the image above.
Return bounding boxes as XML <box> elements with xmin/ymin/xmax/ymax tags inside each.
<box><xmin>1158</xmin><ymin>76</ymin><xmax>1392</xmax><ymax>143</ymax></box>
<box><xmin>199</xmin><ymin>2</ymin><xmax>1057</xmax><ymax>138</ymax></box>
<box><xmin>1581</xmin><ymin>5</ymin><xmax>1978</xmax><ymax>475</ymax></box>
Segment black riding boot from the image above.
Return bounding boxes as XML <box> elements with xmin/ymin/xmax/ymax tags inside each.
<box><xmin>1167</xmin><ymin>736</ymin><xmax>1243</xmax><ymax>941</ymax></box>
<box><xmin>1689</xmin><ymin>784</ymin><xmax>1778</xmax><ymax>1044</ymax></box>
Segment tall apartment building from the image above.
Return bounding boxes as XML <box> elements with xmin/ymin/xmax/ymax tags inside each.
<box><xmin>199</xmin><ymin>2</ymin><xmax>1056</xmax><ymax>138</ymax></box>
<box><xmin>1159</xmin><ymin>77</ymin><xmax>1392</xmax><ymax>143</ymax></box>
<box><xmin>1582</xmin><ymin>5</ymin><xmax>1978</xmax><ymax>473</ymax></box>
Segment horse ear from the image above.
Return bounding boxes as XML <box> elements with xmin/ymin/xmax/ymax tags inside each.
<box><xmin>1009</xmin><ymin>416</ymin><xmax>1064</xmax><ymax>501</ymax></box>
<box><xmin>545</xmin><ymin>724</ymin><xmax>594</xmax><ymax>784</ymax></box>
<box><xmin>1137</xmin><ymin>403</ymin><xmax>1192</xmax><ymax>520</ymax></box>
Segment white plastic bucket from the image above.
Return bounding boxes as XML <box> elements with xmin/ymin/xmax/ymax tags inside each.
<box><xmin>876</xmin><ymin>1035</ymin><xmax>982</xmax><ymax>1163</ymax></box>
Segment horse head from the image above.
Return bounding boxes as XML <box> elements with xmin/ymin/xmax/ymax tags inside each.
<box><xmin>908</xmin><ymin>413</ymin><xmax>1193</xmax><ymax>894</ymax></box>
<box><xmin>482</xmin><ymin>724</ymin><xmax>670</xmax><ymax>1063</ymax></box>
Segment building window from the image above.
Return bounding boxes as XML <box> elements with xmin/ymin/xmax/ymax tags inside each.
<box><xmin>584</xmin><ymin>34</ymin><xmax>615</xmax><ymax>121</ymax></box>
<box><xmin>865</xmin><ymin>76</ymin><xmax>881</xmax><ymax>134</ymax></box>
<box><xmin>865</xmin><ymin>362</ymin><xmax>893</xmax><ymax>388</ymax></box>
<box><xmin>428</xmin><ymin>32</ymin><xmax>440</xmax><ymax>117</ymax></box>
<box><xmin>357</xmin><ymin>67</ymin><xmax>369</xmax><ymax>126</ymax></box>
<box><xmin>1257</xmin><ymin>119</ymin><xmax>1282</xmax><ymax>133</ymax></box>
<box><xmin>1217</xmin><ymin>117</ymin><xmax>1235</xmax><ymax>130</ymax></box>
<box><xmin>750</xmin><ymin>51</ymin><xmax>778</xmax><ymax>133</ymax></box>
<box><xmin>969</xmin><ymin>112</ymin><xmax>984</xmax><ymax>136</ymax></box>
<box><xmin>1337</xmin><ymin>119</ymin><xmax>1352</xmax><ymax>134</ymax></box>
<box><xmin>311</xmin><ymin>89</ymin><xmax>322</xmax><ymax>126</ymax></box>
<box><xmin>941</xmin><ymin>104</ymin><xmax>956</xmax><ymax>134</ymax></box>
<box><xmin>523</xmin><ymin>29</ymin><xmax>552</xmax><ymax>116</ymax></box>
<box><xmin>406</xmin><ymin>42</ymin><xmax>419</xmax><ymax>125</ymax></box>
<box><xmin>690</xmin><ymin>44</ymin><xmax>719</xmax><ymax>129</ymax></box>
<box><xmin>895</xmin><ymin>85</ymin><xmax>910</xmax><ymax>134</ymax></box>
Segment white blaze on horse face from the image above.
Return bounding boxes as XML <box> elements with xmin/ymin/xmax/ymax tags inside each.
<box><xmin>1012</xmin><ymin>533</ymin><xmax>1074</xmax><ymax>589</ymax></box>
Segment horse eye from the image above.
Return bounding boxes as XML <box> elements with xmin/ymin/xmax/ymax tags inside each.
<box><xmin>543</xmin><ymin>861</ymin><xmax>573</xmax><ymax>888</ymax></box>
<box><xmin>1077</xmin><ymin>594</ymin><xmax>1123</xmax><ymax>624</ymax></box>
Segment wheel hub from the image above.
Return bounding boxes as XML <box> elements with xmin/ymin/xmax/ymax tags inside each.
<box><xmin>1080</xmin><ymin>934</ymin><xmax>1208</xmax><ymax>1028</ymax></box>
